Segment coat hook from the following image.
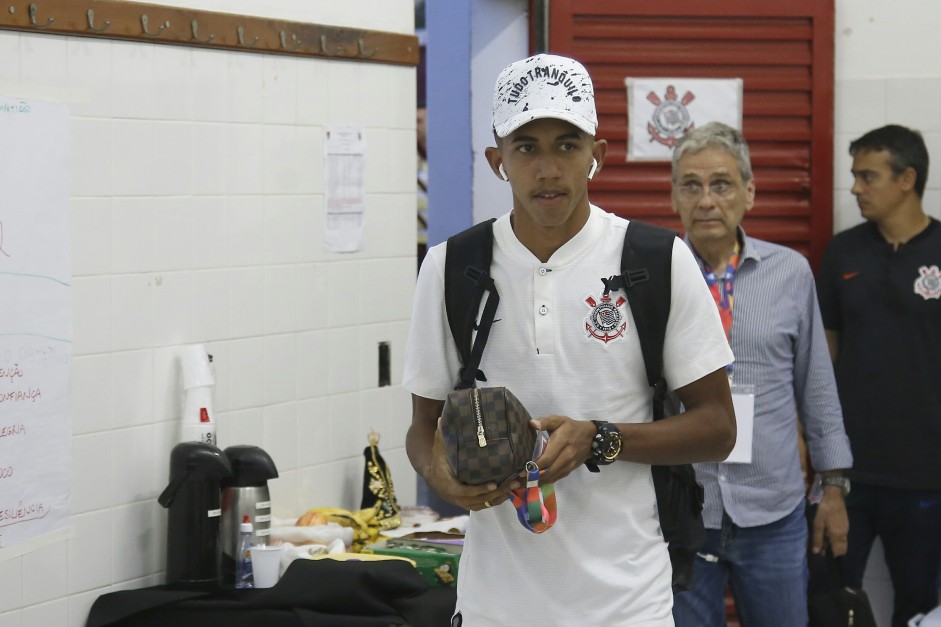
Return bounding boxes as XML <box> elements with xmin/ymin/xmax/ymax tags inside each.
<box><xmin>86</xmin><ymin>9</ymin><xmax>110</xmax><ymax>33</ymax></box>
<box><xmin>141</xmin><ymin>14</ymin><xmax>169</xmax><ymax>37</ymax></box>
<box><xmin>319</xmin><ymin>34</ymin><xmax>331</xmax><ymax>55</ymax></box>
<box><xmin>28</xmin><ymin>3</ymin><xmax>53</xmax><ymax>29</ymax></box>
<box><xmin>191</xmin><ymin>19</ymin><xmax>213</xmax><ymax>43</ymax></box>
<box><xmin>358</xmin><ymin>37</ymin><xmax>376</xmax><ymax>58</ymax></box>
<box><xmin>279</xmin><ymin>31</ymin><xmax>301</xmax><ymax>50</ymax></box>
<box><xmin>237</xmin><ymin>26</ymin><xmax>258</xmax><ymax>48</ymax></box>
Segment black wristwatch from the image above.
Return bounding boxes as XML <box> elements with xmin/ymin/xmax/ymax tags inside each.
<box><xmin>585</xmin><ymin>420</ymin><xmax>622</xmax><ymax>473</ymax></box>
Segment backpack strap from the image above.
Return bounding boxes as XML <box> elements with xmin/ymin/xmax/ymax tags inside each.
<box><xmin>611</xmin><ymin>221</ymin><xmax>706</xmax><ymax>593</ymax></box>
<box><xmin>585</xmin><ymin>219</ymin><xmax>675</xmax><ymax>476</ymax></box>
<box><xmin>444</xmin><ymin>219</ymin><xmax>499</xmax><ymax>390</ymax></box>
<box><xmin>606</xmin><ymin>220</ymin><xmax>675</xmax><ymax>420</ymax></box>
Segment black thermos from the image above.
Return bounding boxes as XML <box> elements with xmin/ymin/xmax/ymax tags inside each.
<box><xmin>158</xmin><ymin>441</ymin><xmax>233</xmax><ymax>588</ymax></box>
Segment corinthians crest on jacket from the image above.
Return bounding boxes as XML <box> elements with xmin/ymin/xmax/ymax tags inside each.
<box><xmin>914</xmin><ymin>265</ymin><xmax>941</xmax><ymax>300</ymax></box>
<box><xmin>584</xmin><ymin>292</ymin><xmax>627</xmax><ymax>344</ymax></box>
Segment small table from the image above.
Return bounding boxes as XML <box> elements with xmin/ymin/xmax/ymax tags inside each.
<box><xmin>86</xmin><ymin>559</ymin><xmax>456</xmax><ymax>627</ymax></box>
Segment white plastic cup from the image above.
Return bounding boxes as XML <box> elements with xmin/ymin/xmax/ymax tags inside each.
<box><xmin>179</xmin><ymin>421</ymin><xmax>217</xmax><ymax>446</ymax></box>
<box><xmin>178</xmin><ymin>344</ymin><xmax>217</xmax><ymax>445</ymax></box>
<box><xmin>181</xmin><ymin>385</ymin><xmax>215</xmax><ymax>439</ymax></box>
<box><xmin>180</xmin><ymin>344</ymin><xmax>214</xmax><ymax>389</ymax></box>
<box><xmin>249</xmin><ymin>545</ymin><xmax>283</xmax><ymax>588</ymax></box>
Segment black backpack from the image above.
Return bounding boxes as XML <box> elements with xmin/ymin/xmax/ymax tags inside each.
<box><xmin>444</xmin><ymin>218</ymin><xmax>705</xmax><ymax>592</ymax></box>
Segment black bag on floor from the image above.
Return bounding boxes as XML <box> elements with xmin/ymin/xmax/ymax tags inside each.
<box><xmin>808</xmin><ymin>546</ymin><xmax>877</xmax><ymax>627</ymax></box>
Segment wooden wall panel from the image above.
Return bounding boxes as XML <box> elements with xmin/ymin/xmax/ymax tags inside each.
<box><xmin>0</xmin><ymin>0</ymin><xmax>418</xmax><ymax>66</ymax></box>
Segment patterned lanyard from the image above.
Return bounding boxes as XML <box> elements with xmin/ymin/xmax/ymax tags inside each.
<box><xmin>509</xmin><ymin>462</ymin><xmax>557</xmax><ymax>533</ymax></box>
<box><xmin>700</xmin><ymin>243</ymin><xmax>740</xmax><ymax>378</ymax></box>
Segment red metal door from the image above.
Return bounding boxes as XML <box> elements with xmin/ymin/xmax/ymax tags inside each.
<box><xmin>544</xmin><ymin>0</ymin><xmax>834</xmax><ymax>269</ymax></box>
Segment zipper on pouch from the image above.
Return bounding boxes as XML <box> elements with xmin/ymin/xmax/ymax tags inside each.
<box><xmin>473</xmin><ymin>388</ymin><xmax>487</xmax><ymax>447</ymax></box>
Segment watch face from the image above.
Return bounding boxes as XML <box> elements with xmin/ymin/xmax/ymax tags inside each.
<box><xmin>601</xmin><ymin>434</ymin><xmax>622</xmax><ymax>460</ymax></box>
<box><xmin>592</xmin><ymin>421</ymin><xmax>622</xmax><ymax>463</ymax></box>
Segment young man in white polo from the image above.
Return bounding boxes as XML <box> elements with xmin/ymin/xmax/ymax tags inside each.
<box><xmin>404</xmin><ymin>53</ymin><xmax>736</xmax><ymax>626</ymax></box>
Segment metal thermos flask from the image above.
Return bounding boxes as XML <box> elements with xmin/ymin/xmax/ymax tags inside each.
<box><xmin>220</xmin><ymin>445</ymin><xmax>279</xmax><ymax>582</ymax></box>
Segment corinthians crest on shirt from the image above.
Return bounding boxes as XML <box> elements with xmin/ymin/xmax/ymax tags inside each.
<box><xmin>914</xmin><ymin>264</ymin><xmax>941</xmax><ymax>300</ymax></box>
<box><xmin>584</xmin><ymin>292</ymin><xmax>628</xmax><ymax>344</ymax></box>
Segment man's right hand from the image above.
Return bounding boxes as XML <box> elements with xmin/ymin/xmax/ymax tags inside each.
<box><xmin>408</xmin><ymin>394</ymin><xmax>521</xmax><ymax>512</ymax></box>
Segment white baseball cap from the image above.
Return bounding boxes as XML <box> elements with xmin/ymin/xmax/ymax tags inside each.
<box><xmin>492</xmin><ymin>53</ymin><xmax>598</xmax><ymax>138</ymax></box>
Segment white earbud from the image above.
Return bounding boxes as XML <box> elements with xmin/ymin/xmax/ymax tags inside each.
<box><xmin>499</xmin><ymin>164</ymin><xmax>509</xmax><ymax>181</ymax></box>
<box><xmin>587</xmin><ymin>158</ymin><xmax>598</xmax><ymax>181</ymax></box>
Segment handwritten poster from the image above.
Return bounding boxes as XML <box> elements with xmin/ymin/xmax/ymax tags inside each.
<box><xmin>0</xmin><ymin>96</ymin><xmax>71</xmax><ymax>552</ymax></box>
<box><xmin>324</xmin><ymin>125</ymin><xmax>366</xmax><ymax>253</ymax></box>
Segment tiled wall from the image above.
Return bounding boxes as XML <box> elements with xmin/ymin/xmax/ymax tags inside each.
<box><xmin>833</xmin><ymin>77</ymin><xmax>941</xmax><ymax>234</ymax></box>
<box><xmin>0</xmin><ymin>2</ymin><xmax>418</xmax><ymax>625</ymax></box>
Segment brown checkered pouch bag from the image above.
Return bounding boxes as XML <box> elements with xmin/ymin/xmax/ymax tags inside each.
<box><xmin>439</xmin><ymin>386</ymin><xmax>536</xmax><ymax>485</ymax></box>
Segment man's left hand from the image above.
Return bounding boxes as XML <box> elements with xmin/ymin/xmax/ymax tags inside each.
<box><xmin>811</xmin><ymin>488</ymin><xmax>849</xmax><ymax>556</ymax></box>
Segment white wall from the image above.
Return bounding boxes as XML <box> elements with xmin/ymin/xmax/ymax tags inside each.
<box><xmin>834</xmin><ymin>0</ymin><xmax>941</xmax><ymax>233</ymax></box>
<box><xmin>0</xmin><ymin>1</ymin><xmax>418</xmax><ymax>625</ymax></box>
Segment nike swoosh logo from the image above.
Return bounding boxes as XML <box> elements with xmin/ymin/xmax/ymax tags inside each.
<box><xmin>842</xmin><ymin>272</ymin><xmax>860</xmax><ymax>280</ymax></box>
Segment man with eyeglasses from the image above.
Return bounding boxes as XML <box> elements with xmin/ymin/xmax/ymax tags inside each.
<box><xmin>670</xmin><ymin>122</ymin><xmax>853</xmax><ymax>627</ymax></box>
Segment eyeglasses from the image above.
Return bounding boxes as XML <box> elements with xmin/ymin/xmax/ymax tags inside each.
<box><xmin>675</xmin><ymin>181</ymin><xmax>736</xmax><ymax>201</ymax></box>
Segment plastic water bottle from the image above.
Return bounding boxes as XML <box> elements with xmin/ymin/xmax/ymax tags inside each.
<box><xmin>234</xmin><ymin>514</ymin><xmax>254</xmax><ymax>589</ymax></box>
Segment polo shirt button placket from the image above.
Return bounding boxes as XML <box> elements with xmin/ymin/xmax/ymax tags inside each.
<box><xmin>533</xmin><ymin>266</ymin><xmax>555</xmax><ymax>354</ymax></box>
<box><xmin>536</xmin><ymin>268</ymin><xmax>550</xmax><ymax>317</ymax></box>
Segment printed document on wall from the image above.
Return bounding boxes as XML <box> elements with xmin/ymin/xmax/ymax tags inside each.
<box><xmin>324</xmin><ymin>125</ymin><xmax>366</xmax><ymax>253</ymax></box>
<box><xmin>0</xmin><ymin>96</ymin><xmax>72</xmax><ymax>554</ymax></box>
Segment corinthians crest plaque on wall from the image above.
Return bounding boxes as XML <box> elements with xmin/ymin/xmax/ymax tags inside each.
<box><xmin>625</xmin><ymin>77</ymin><xmax>743</xmax><ymax>161</ymax></box>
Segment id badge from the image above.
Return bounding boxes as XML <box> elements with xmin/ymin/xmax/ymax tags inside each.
<box><xmin>722</xmin><ymin>384</ymin><xmax>755</xmax><ymax>464</ymax></box>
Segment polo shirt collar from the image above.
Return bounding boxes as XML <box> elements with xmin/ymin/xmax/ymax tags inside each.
<box><xmin>866</xmin><ymin>215</ymin><xmax>939</xmax><ymax>247</ymax></box>
<box><xmin>494</xmin><ymin>203</ymin><xmax>605</xmax><ymax>266</ymax></box>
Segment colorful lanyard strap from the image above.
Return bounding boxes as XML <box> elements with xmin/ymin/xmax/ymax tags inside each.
<box><xmin>700</xmin><ymin>243</ymin><xmax>740</xmax><ymax>380</ymax></box>
<box><xmin>509</xmin><ymin>461</ymin><xmax>557</xmax><ymax>533</ymax></box>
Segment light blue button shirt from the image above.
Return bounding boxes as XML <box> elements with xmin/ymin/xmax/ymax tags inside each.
<box><xmin>685</xmin><ymin>229</ymin><xmax>853</xmax><ymax>529</ymax></box>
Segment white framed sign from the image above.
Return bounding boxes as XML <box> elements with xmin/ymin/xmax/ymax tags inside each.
<box><xmin>625</xmin><ymin>77</ymin><xmax>743</xmax><ymax>161</ymax></box>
